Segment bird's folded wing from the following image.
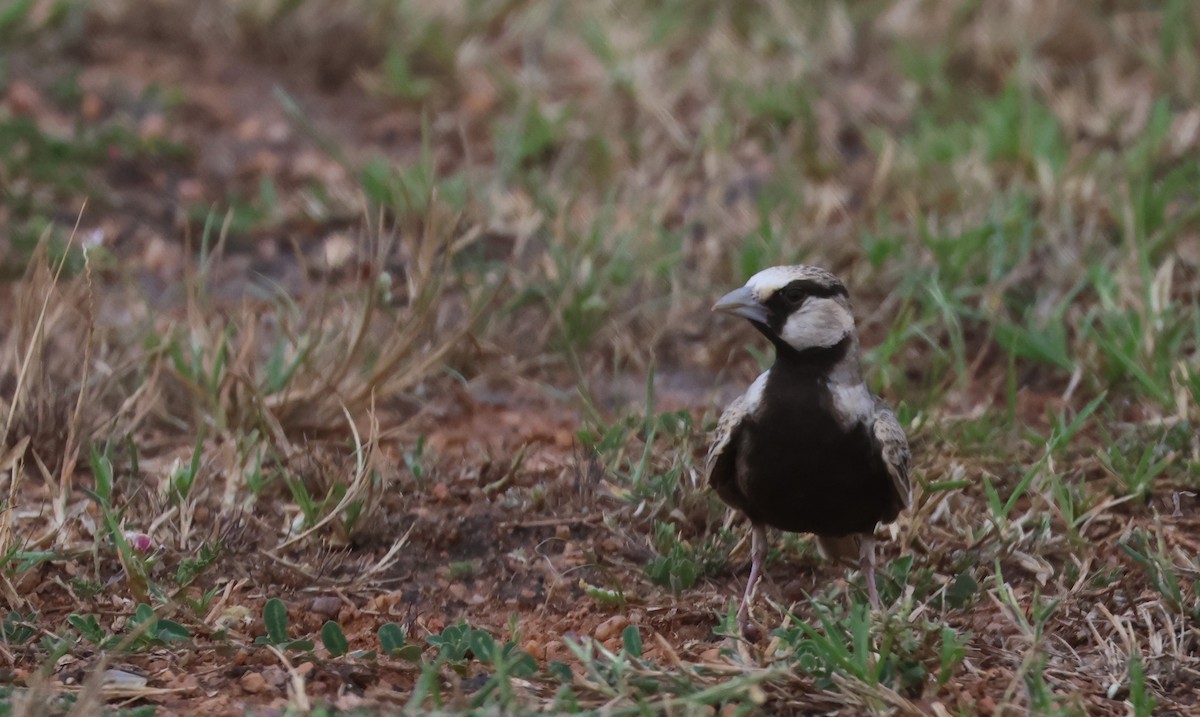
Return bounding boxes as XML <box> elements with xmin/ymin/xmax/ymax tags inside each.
<box><xmin>706</xmin><ymin>372</ymin><xmax>768</xmax><ymax>510</ymax></box>
<box><xmin>871</xmin><ymin>402</ymin><xmax>911</xmax><ymax>508</ymax></box>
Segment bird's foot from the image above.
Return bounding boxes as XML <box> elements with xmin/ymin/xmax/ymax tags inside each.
<box><xmin>735</xmin><ymin>524</ymin><xmax>768</xmax><ymax>642</ymax></box>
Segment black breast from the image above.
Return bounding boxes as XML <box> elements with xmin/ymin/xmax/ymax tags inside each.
<box><xmin>734</xmin><ymin>359</ymin><xmax>900</xmax><ymax>537</ymax></box>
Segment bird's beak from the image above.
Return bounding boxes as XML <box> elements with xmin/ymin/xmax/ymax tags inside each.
<box><xmin>713</xmin><ymin>286</ymin><xmax>769</xmax><ymax>324</ymax></box>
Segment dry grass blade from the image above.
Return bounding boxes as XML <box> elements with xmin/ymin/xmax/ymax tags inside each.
<box><xmin>1</xmin><ymin>219</ymin><xmax>81</xmax><ymax>450</ymax></box>
<box><xmin>273</xmin><ymin>402</ymin><xmax>373</xmax><ymax>550</ymax></box>
<box><xmin>259</xmin><ymin>225</ymin><xmax>505</xmax><ymax>436</ymax></box>
<box><xmin>0</xmin><ymin>442</ymin><xmax>28</xmax><ymax>607</ymax></box>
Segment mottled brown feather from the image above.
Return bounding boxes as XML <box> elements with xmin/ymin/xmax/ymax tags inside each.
<box><xmin>705</xmin><ymin>373</ymin><xmax>766</xmax><ymax>513</ymax></box>
<box><xmin>870</xmin><ymin>398</ymin><xmax>911</xmax><ymax>510</ymax></box>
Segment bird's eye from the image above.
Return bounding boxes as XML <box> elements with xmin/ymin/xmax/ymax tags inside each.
<box><xmin>783</xmin><ymin>287</ymin><xmax>806</xmax><ymax>306</ymax></box>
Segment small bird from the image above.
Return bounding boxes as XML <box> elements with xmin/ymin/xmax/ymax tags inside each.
<box><xmin>707</xmin><ymin>265</ymin><xmax>910</xmax><ymax>639</ymax></box>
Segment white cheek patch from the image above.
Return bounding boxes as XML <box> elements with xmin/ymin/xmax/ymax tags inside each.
<box><xmin>780</xmin><ymin>299</ymin><xmax>853</xmax><ymax>350</ymax></box>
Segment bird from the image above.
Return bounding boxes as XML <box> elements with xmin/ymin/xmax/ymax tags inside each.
<box><xmin>706</xmin><ymin>264</ymin><xmax>910</xmax><ymax>640</ymax></box>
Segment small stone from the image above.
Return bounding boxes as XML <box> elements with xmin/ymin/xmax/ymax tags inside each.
<box><xmin>244</xmin><ymin>149</ymin><xmax>281</xmax><ymax>177</ymax></box>
<box><xmin>101</xmin><ymin>669</ymin><xmax>147</xmax><ymax>689</ymax></box>
<box><xmin>521</xmin><ymin>639</ymin><xmax>544</xmax><ymax>661</ymax></box>
<box><xmin>81</xmin><ymin>92</ymin><xmax>103</xmax><ymax>122</ymax></box>
<box><xmin>236</xmin><ymin>117</ymin><xmax>263</xmax><ymax>141</ymax></box>
<box><xmin>310</xmin><ymin>596</ymin><xmax>342</xmax><ymax>619</ymax></box>
<box><xmin>593</xmin><ymin>614</ymin><xmax>628</xmax><ymax>642</ymax></box>
<box><xmin>239</xmin><ymin>672</ymin><xmax>271</xmax><ymax>694</ymax></box>
<box><xmin>322</xmin><ymin>234</ymin><xmax>356</xmax><ymax>270</ymax></box>
<box><xmin>139</xmin><ymin>113</ymin><xmax>166</xmax><ymax>141</ymax></box>
<box><xmin>176</xmin><ymin>178</ymin><xmax>205</xmax><ymax>203</ymax></box>
<box><xmin>6</xmin><ymin>81</ymin><xmax>41</xmax><ymax>115</ymax></box>
<box><xmin>374</xmin><ymin>590</ymin><xmax>404</xmax><ymax>612</ymax></box>
<box><xmin>262</xmin><ymin>666</ymin><xmax>287</xmax><ymax>689</ymax></box>
<box><xmin>265</xmin><ymin>121</ymin><xmax>291</xmax><ymax>144</ymax></box>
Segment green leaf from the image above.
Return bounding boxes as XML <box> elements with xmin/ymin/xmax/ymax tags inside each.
<box><xmin>156</xmin><ymin>620</ymin><xmax>191</xmax><ymax>642</ymax></box>
<box><xmin>547</xmin><ymin>660</ymin><xmax>573</xmax><ymax>682</ymax></box>
<box><xmin>68</xmin><ymin>613</ymin><xmax>106</xmax><ymax>645</ymax></box>
<box><xmin>378</xmin><ymin>622</ymin><xmax>406</xmax><ymax>655</ymax></box>
<box><xmin>504</xmin><ymin>644</ymin><xmax>538</xmax><ymax>676</ymax></box>
<box><xmin>946</xmin><ymin>570</ymin><xmax>979</xmax><ymax>609</ymax></box>
<box><xmin>133</xmin><ymin>603</ymin><xmax>155</xmax><ymax>627</ymax></box>
<box><xmin>937</xmin><ymin>626</ymin><xmax>969</xmax><ymax>686</ymax></box>
<box><xmin>321</xmin><ymin>621</ymin><xmax>349</xmax><ymax>657</ymax></box>
<box><xmin>3</xmin><ymin>611</ymin><xmax>37</xmax><ymax>644</ymax></box>
<box><xmin>467</xmin><ymin>628</ymin><xmax>496</xmax><ymax>662</ymax></box>
<box><xmin>263</xmin><ymin>598</ymin><xmax>289</xmax><ymax>644</ymax></box>
<box><xmin>0</xmin><ymin>0</ymin><xmax>37</xmax><ymax>36</ymax></box>
<box><xmin>622</xmin><ymin>625</ymin><xmax>642</xmax><ymax>658</ymax></box>
<box><xmin>88</xmin><ymin>444</ymin><xmax>114</xmax><ymax>506</ymax></box>
<box><xmin>1130</xmin><ymin>654</ymin><xmax>1158</xmax><ymax>717</ymax></box>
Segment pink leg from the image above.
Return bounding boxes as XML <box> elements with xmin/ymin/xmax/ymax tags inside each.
<box><xmin>859</xmin><ymin>534</ymin><xmax>880</xmax><ymax>609</ymax></box>
<box><xmin>737</xmin><ymin>524</ymin><xmax>767</xmax><ymax>640</ymax></box>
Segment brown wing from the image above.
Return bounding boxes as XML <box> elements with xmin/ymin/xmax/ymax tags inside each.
<box><xmin>870</xmin><ymin>398</ymin><xmax>911</xmax><ymax>510</ymax></box>
<box><xmin>706</xmin><ymin>372</ymin><xmax>768</xmax><ymax>513</ymax></box>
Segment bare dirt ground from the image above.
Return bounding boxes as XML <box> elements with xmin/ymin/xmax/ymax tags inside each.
<box><xmin>3</xmin><ymin>2</ymin><xmax>1200</xmax><ymax>716</ymax></box>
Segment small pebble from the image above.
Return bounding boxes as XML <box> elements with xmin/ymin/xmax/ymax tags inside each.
<box><xmin>262</xmin><ymin>666</ymin><xmax>287</xmax><ymax>689</ymax></box>
<box><xmin>521</xmin><ymin>639</ymin><xmax>545</xmax><ymax>661</ymax></box>
<box><xmin>310</xmin><ymin>596</ymin><xmax>341</xmax><ymax>619</ymax></box>
<box><xmin>593</xmin><ymin>614</ymin><xmax>628</xmax><ymax>642</ymax></box>
<box><xmin>239</xmin><ymin>672</ymin><xmax>270</xmax><ymax>694</ymax></box>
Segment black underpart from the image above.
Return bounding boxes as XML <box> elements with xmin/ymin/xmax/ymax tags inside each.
<box><xmin>718</xmin><ymin>340</ymin><xmax>903</xmax><ymax>536</ymax></box>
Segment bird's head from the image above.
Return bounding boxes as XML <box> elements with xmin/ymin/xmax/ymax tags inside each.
<box><xmin>713</xmin><ymin>265</ymin><xmax>856</xmax><ymax>356</ymax></box>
